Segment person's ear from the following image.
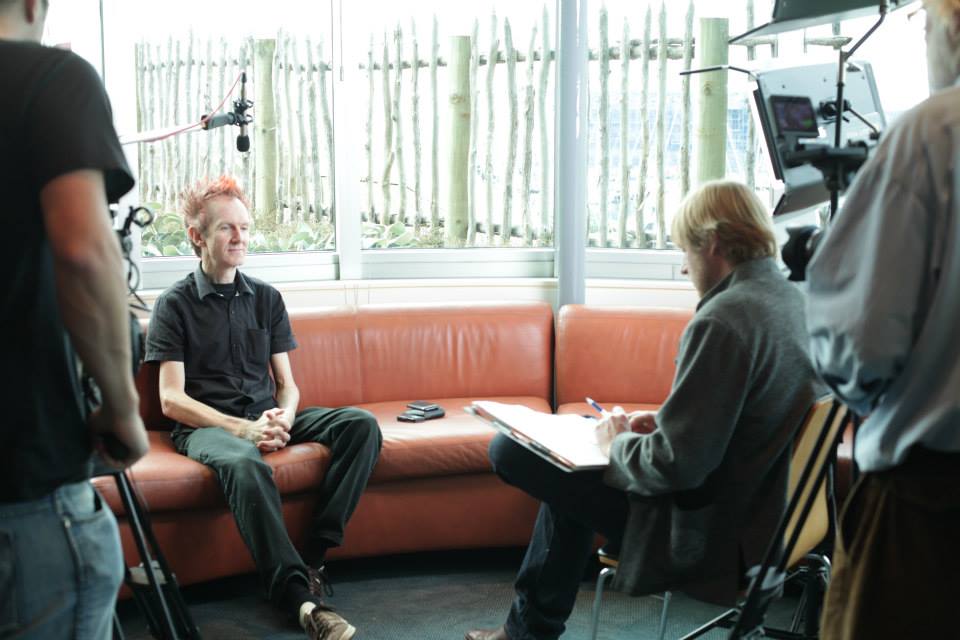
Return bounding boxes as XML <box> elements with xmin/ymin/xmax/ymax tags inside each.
<box><xmin>187</xmin><ymin>225</ymin><xmax>205</xmax><ymax>253</ymax></box>
<box><xmin>705</xmin><ymin>233</ymin><xmax>722</xmax><ymax>258</ymax></box>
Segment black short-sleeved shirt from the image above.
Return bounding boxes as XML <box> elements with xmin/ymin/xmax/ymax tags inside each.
<box><xmin>144</xmin><ymin>266</ymin><xmax>298</xmax><ymax>423</ymax></box>
<box><xmin>0</xmin><ymin>42</ymin><xmax>134</xmax><ymax>503</ymax></box>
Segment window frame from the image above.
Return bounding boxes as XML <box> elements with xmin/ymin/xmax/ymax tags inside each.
<box><xmin>97</xmin><ymin>0</ymin><xmax>744</xmax><ymax>296</ymax></box>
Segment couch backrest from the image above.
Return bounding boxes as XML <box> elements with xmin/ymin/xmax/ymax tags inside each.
<box><xmin>136</xmin><ymin>302</ymin><xmax>554</xmax><ymax>429</ymax></box>
<box><xmin>287</xmin><ymin>302</ymin><xmax>554</xmax><ymax>406</ymax></box>
<box><xmin>555</xmin><ymin>304</ymin><xmax>693</xmax><ymax>406</ymax></box>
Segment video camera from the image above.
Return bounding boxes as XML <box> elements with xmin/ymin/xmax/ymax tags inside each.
<box><xmin>750</xmin><ymin>61</ymin><xmax>886</xmax><ymax>280</ymax></box>
<box><xmin>79</xmin><ymin>204</ymin><xmax>155</xmax><ymax>425</ymax></box>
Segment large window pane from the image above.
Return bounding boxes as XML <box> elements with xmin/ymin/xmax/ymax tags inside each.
<box><xmin>585</xmin><ymin>0</ymin><xmax>929</xmax><ymax>253</ymax></box>
<box><xmin>347</xmin><ymin>0</ymin><xmax>556</xmax><ymax>249</ymax></box>
<box><xmin>107</xmin><ymin>1</ymin><xmax>336</xmax><ymax>257</ymax></box>
<box><xmin>585</xmin><ymin>0</ymin><xmax>780</xmax><ymax>250</ymax></box>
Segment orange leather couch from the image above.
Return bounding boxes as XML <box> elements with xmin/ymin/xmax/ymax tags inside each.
<box><xmin>92</xmin><ymin>300</ymin><xmax>852</xmax><ymax>593</ymax></box>
<box><xmin>92</xmin><ymin>302</ymin><xmax>554</xmax><ymax>589</ymax></box>
<box><xmin>554</xmin><ymin>304</ymin><xmax>856</xmax><ymax>503</ymax></box>
<box><xmin>554</xmin><ymin>305</ymin><xmax>693</xmax><ymax>416</ymax></box>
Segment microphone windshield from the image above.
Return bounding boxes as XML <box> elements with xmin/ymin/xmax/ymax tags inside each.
<box><xmin>236</xmin><ymin>134</ymin><xmax>250</xmax><ymax>153</ymax></box>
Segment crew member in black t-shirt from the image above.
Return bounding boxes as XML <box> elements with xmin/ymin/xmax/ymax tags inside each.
<box><xmin>144</xmin><ymin>176</ymin><xmax>381</xmax><ymax>640</ymax></box>
<box><xmin>0</xmin><ymin>0</ymin><xmax>150</xmax><ymax>638</ymax></box>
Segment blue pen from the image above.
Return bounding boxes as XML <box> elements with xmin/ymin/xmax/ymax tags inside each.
<box><xmin>585</xmin><ymin>397</ymin><xmax>605</xmax><ymax>416</ymax></box>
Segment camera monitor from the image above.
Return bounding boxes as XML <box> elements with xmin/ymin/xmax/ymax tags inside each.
<box><xmin>770</xmin><ymin>96</ymin><xmax>819</xmax><ymax>136</ymax></box>
<box><xmin>752</xmin><ymin>62</ymin><xmax>886</xmax><ymax>218</ymax></box>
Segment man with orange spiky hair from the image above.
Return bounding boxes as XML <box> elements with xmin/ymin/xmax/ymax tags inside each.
<box><xmin>145</xmin><ymin>176</ymin><xmax>381</xmax><ymax>640</ymax></box>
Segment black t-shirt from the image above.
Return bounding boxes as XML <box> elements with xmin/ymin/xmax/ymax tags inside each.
<box><xmin>0</xmin><ymin>41</ymin><xmax>134</xmax><ymax>502</ymax></box>
<box><xmin>144</xmin><ymin>266</ymin><xmax>298</xmax><ymax>423</ymax></box>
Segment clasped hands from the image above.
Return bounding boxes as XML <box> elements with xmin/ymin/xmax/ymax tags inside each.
<box><xmin>595</xmin><ymin>407</ymin><xmax>656</xmax><ymax>457</ymax></box>
<box><xmin>238</xmin><ymin>408</ymin><xmax>292</xmax><ymax>453</ymax></box>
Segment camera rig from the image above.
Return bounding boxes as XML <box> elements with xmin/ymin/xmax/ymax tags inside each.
<box><xmin>748</xmin><ymin>6</ymin><xmax>895</xmax><ymax>280</ymax></box>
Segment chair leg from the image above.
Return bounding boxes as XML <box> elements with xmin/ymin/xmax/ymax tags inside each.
<box><xmin>677</xmin><ymin>608</ymin><xmax>739</xmax><ymax>640</ymax></box>
<box><xmin>656</xmin><ymin>591</ymin><xmax>672</xmax><ymax>640</ymax></box>
<box><xmin>589</xmin><ymin>567</ymin><xmax>617</xmax><ymax>640</ymax></box>
<box><xmin>113</xmin><ymin>612</ymin><xmax>125</xmax><ymax>640</ymax></box>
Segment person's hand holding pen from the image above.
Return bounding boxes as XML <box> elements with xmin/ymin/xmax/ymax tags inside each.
<box><xmin>587</xmin><ymin>397</ymin><xmax>658</xmax><ymax>456</ymax></box>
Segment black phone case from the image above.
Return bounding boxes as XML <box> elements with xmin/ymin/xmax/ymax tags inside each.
<box><xmin>407</xmin><ymin>400</ymin><xmax>440</xmax><ymax>411</ymax></box>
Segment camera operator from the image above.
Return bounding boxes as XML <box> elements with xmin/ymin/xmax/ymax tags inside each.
<box><xmin>0</xmin><ymin>0</ymin><xmax>149</xmax><ymax>637</ymax></box>
<box><xmin>806</xmin><ymin>1</ymin><xmax>960</xmax><ymax>637</ymax></box>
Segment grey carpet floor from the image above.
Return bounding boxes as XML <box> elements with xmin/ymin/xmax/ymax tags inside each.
<box><xmin>117</xmin><ymin>548</ymin><xmax>804</xmax><ymax>640</ymax></box>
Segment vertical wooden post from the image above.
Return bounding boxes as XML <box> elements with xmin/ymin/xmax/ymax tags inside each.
<box><xmin>468</xmin><ymin>19</ymin><xmax>480</xmax><ymax>245</ymax></box>
<box><xmin>538</xmin><ymin>6</ymin><xmax>551</xmax><ymax>244</ymax></box>
<box><xmin>502</xmin><ymin>19</ymin><xmax>518</xmax><ymax>246</ymax></box>
<box><xmin>446</xmin><ymin>35</ymin><xmax>472</xmax><ymax>246</ymax></box>
<box><xmin>411</xmin><ymin>20</ymin><xmax>423</xmax><ymax>233</ymax></box>
<box><xmin>239</xmin><ymin>41</ymin><xmax>253</xmax><ymax>200</ymax></box>
<box><xmin>484</xmin><ymin>13</ymin><xmax>498</xmax><ymax>245</ymax></box>
<box><xmin>282</xmin><ymin>36</ymin><xmax>298</xmax><ymax>222</ymax></box>
<box><xmin>318</xmin><ymin>43</ymin><xmax>336</xmax><ymax>225</ymax></box>
<box><xmin>203</xmin><ymin>38</ymin><xmax>214</xmax><ymax>179</ymax></box>
<box><xmin>520</xmin><ymin>26</ymin><xmax>538</xmax><ymax>245</ymax></box>
<box><xmin>655</xmin><ymin>2</ymin><xmax>667</xmax><ymax>249</ymax></box>
<box><xmin>365</xmin><ymin>35</ymin><xmax>375</xmax><ymax>220</ymax></box>
<box><xmin>617</xmin><ymin>19</ymin><xmax>630</xmax><ymax>248</ymax></box>
<box><xmin>292</xmin><ymin>40</ymin><xmax>310</xmax><ymax>221</ymax></box>
<box><xmin>134</xmin><ymin>43</ymin><xmax>146</xmax><ymax>202</ymax></box>
<box><xmin>635</xmin><ymin>6</ymin><xmax>651</xmax><ymax>249</ymax></box>
<box><xmin>598</xmin><ymin>7</ymin><xmax>610</xmax><ymax>248</ymax></box>
<box><xmin>696</xmin><ymin>17</ymin><xmax>729</xmax><ymax>185</ymax></box>
<box><xmin>381</xmin><ymin>35</ymin><xmax>394</xmax><ymax>222</ymax></box>
<box><xmin>430</xmin><ymin>16</ymin><xmax>440</xmax><ymax>233</ymax></box>
<box><xmin>171</xmin><ymin>39</ymin><xmax>183</xmax><ymax>201</ymax></box>
<box><xmin>184</xmin><ymin>32</ymin><xmax>195</xmax><ymax>187</ymax></box>
<box><xmin>306</xmin><ymin>38</ymin><xmax>324</xmax><ymax>221</ymax></box>
<box><xmin>254</xmin><ymin>38</ymin><xmax>278</xmax><ymax>221</ymax></box>
<box><xmin>218</xmin><ymin>40</ymin><xmax>228</xmax><ymax>176</ymax></box>
<box><xmin>393</xmin><ymin>26</ymin><xmax>407</xmax><ymax>223</ymax></box>
<box><xmin>143</xmin><ymin>43</ymin><xmax>157</xmax><ymax>203</ymax></box>
<box><xmin>272</xmin><ymin>38</ymin><xmax>284</xmax><ymax>224</ymax></box>
<box><xmin>681</xmin><ymin>0</ymin><xmax>694</xmax><ymax>197</ymax></box>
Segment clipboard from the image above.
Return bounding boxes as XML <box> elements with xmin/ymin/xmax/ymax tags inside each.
<box><xmin>466</xmin><ymin>401</ymin><xmax>609</xmax><ymax>472</ymax></box>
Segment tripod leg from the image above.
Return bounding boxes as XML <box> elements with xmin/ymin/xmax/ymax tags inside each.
<box><xmin>112</xmin><ymin>611</ymin><xmax>126</xmax><ymax>640</ymax></box>
<box><xmin>115</xmin><ymin>472</ymin><xmax>180</xmax><ymax>640</ymax></box>
<box><xmin>117</xmin><ymin>473</ymin><xmax>202</xmax><ymax>639</ymax></box>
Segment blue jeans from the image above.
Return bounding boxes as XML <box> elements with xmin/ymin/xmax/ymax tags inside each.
<box><xmin>0</xmin><ymin>480</ymin><xmax>124</xmax><ymax>639</ymax></box>
<box><xmin>488</xmin><ymin>434</ymin><xmax>630</xmax><ymax>640</ymax></box>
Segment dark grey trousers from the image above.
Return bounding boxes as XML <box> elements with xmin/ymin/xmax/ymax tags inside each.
<box><xmin>488</xmin><ymin>434</ymin><xmax>629</xmax><ymax>640</ymax></box>
<box><xmin>172</xmin><ymin>406</ymin><xmax>382</xmax><ymax>603</ymax></box>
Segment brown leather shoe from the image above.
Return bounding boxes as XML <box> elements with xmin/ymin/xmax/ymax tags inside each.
<box><xmin>464</xmin><ymin>626</ymin><xmax>509</xmax><ymax>640</ymax></box>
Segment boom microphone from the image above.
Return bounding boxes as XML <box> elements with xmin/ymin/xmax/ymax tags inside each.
<box><xmin>201</xmin><ymin>111</ymin><xmax>240</xmax><ymax>130</ymax></box>
<box><xmin>237</xmin><ymin>71</ymin><xmax>250</xmax><ymax>152</ymax></box>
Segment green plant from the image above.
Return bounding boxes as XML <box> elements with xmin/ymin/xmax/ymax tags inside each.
<box><xmin>139</xmin><ymin>203</ymin><xmax>336</xmax><ymax>256</ymax></box>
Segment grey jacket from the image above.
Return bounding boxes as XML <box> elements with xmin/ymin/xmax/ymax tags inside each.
<box><xmin>604</xmin><ymin>257</ymin><xmax>819</xmax><ymax>604</ymax></box>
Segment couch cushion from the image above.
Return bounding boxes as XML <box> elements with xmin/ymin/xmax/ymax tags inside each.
<box><xmin>93</xmin><ymin>431</ymin><xmax>221</xmax><ymax>515</ymax></box>
<box><xmin>95</xmin><ymin>396</ymin><xmax>549</xmax><ymax>515</ymax></box>
<box><xmin>361</xmin><ymin>396</ymin><xmax>552</xmax><ymax>483</ymax></box>
<box><xmin>93</xmin><ymin>430</ymin><xmax>334</xmax><ymax>516</ymax></box>
<box><xmin>288</xmin><ymin>303</ymin><xmax>554</xmax><ymax>407</ymax></box>
<box><xmin>555</xmin><ymin>305</ymin><xmax>692</xmax><ymax>407</ymax></box>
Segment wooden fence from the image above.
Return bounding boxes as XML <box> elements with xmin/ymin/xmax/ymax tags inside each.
<box><xmin>134</xmin><ymin>1</ymin><xmax>828</xmax><ymax>252</ymax></box>
<box><xmin>134</xmin><ymin>32</ymin><xmax>335</xmax><ymax>230</ymax></box>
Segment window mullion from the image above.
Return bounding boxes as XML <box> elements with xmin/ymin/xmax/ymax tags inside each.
<box><xmin>554</xmin><ymin>0</ymin><xmax>590</xmax><ymax>305</ymax></box>
<box><xmin>331</xmin><ymin>0</ymin><xmax>363</xmax><ymax>281</ymax></box>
